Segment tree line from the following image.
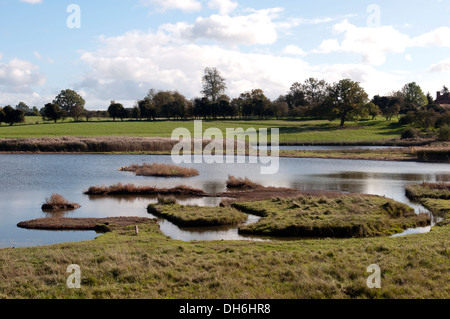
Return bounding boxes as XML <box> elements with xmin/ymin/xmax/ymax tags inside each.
<box><xmin>1</xmin><ymin>67</ymin><xmax>449</xmax><ymax>138</ymax></box>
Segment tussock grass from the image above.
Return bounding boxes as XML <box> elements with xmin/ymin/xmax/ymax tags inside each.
<box><xmin>233</xmin><ymin>195</ymin><xmax>430</xmax><ymax>238</ymax></box>
<box><xmin>84</xmin><ymin>183</ymin><xmax>207</xmax><ymax>197</ymax></box>
<box><xmin>41</xmin><ymin>194</ymin><xmax>80</xmax><ymax>211</ymax></box>
<box><xmin>0</xmin><ymin>218</ymin><xmax>449</xmax><ymax>299</ymax></box>
<box><xmin>226</xmin><ymin>176</ymin><xmax>262</xmax><ymax>190</ymax></box>
<box><xmin>147</xmin><ymin>204</ymin><xmax>248</xmax><ymax>227</ymax></box>
<box><xmin>405</xmin><ymin>182</ymin><xmax>450</xmax><ymax>219</ymax></box>
<box><xmin>405</xmin><ymin>182</ymin><xmax>450</xmax><ymax>200</ymax></box>
<box><xmin>120</xmin><ymin>163</ymin><xmax>199</xmax><ymax>178</ymax></box>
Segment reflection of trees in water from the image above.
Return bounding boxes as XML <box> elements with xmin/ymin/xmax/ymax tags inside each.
<box><xmin>42</xmin><ymin>210</ymin><xmax>76</xmax><ymax>218</ymax></box>
<box><xmin>202</xmin><ymin>180</ymin><xmax>227</xmax><ymax>194</ymax></box>
<box><xmin>316</xmin><ymin>172</ymin><xmax>436</xmax><ymax>181</ymax></box>
<box><xmin>289</xmin><ymin>180</ymin><xmax>364</xmax><ymax>194</ymax></box>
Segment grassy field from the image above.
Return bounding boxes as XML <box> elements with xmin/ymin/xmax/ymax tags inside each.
<box><xmin>0</xmin><ymin>216</ymin><xmax>449</xmax><ymax>299</ymax></box>
<box><xmin>0</xmin><ymin>117</ymin><xmax>406</xmax><ymax>144</ymax></box>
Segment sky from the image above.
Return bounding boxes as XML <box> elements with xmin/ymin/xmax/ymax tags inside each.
<box><xmin>0</xmin><ymin>0</ymin><xmax>449</xmax><ymax>110</ymax></box>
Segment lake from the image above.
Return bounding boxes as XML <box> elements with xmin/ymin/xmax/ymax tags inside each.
<box><xmin>0</xmin><ymin>154</ymin><xmax>448</xmax><ymax>248</ymax></box>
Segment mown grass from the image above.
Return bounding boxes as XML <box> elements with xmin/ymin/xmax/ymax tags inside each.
<box><xmin>233</xmin><ymin>195</ymin><xmax>430</xmax><ymax>238</ymax></box>
<box><xmin>0</xmin><ymin>118</ymin><xmax>406</xmax><ymax>144</ymax></box>
<box><xmin>147</xmin><ymin>203</ymin><xmax>248</xmax><ymax>227</ymax></box>
<box><xmin>0</xmin><ymin>219</ymin><xmax>449</xmax><ymax>299</ymax></box>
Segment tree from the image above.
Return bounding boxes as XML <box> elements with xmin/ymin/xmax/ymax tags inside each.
<box><xmin>323</xmin><ymin>79</ymin><xmax>369</xmax><ymax>127</ymax></box>
<box><xmin>365</xmin><ymin>102</ymin><xmax>380</xmax><ymax>120</ymax></box>
<box><xmin>302</xmin><ymin>78</ymin><xmax>328</xmax><ymax>107</ymax></box>
<box><xmin>41</xmin><ymin>103</ymin><xmax>63</xmax><ymax>123</ymax></box>
<box><xmin>15</xmin><ymin>102</ymin><xmax>30</xmax><ymax>115</ymax></box>
<box><xmin>85</xmin><ymin>110</ymin><xmax>96</xmax><ymax>122</ymax></box>
<box><xmin>285</xmin><ymin>82</ymin><xmax>307</xmax><ymax>109</ymax></box>
<box><xmin>2</xmin><ymin>105</ymin><xmax>25</xmax><ymax>126</ymax></box>
<box><xmin>53</xmin><ymin>89</ymin><xmax>86</xmax><ymax>120</ymax></box>
<box><xmin>201</xmin><ymin>67</ymin><xmax>227</xmax><ymax>103</ymax></box>
<box><xmin>401</xmin><ymin>82</ymin><xmax>427</xmax><ymax>110</ymax></box>
<box><xmin>108</xmin><ymin>101</ymin><xmax>126</xmax><ymax>121</ymax></box>
<box><xmin>442</xmin><ymin>85</ymin><xmax>449</xmax><ymax>94</ymax></box>
<box><xmin>0</xmin><ymin>107</ymin><xmax>5</xmax><ymax>126</ymax></box>
<box><xmin>31</xmin><ymin>106</ymin><xmax>40</xmax><ymax>116</ymax></box>
<box><xmin>271</xmin><ymin>101</ymin><xmax>289</xmax><ymax>120</ymax></box>
<box><xmin>131</xmin><ymin>106</ymin><xmax>141</xmax><ymax>120</ymax></box>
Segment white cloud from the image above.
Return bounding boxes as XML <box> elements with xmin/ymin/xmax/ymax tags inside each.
<box><xmin>140</xmin><ymin>0</ymin><xmax>202</xmax><ymax>12</ymax></box>
<box><xmin>34</xmin><ymin>51</ymin><xmax>42</xmax><ymax>60</ymax></box>
<box><xmin>313</xmin><ymin>20</ymin><xmax>450</xmax><ymax>67</ymax></box>
<box><xmin>0</xmin><ymin>58</ymin><xmax>46</xmax><ymax>88</ymax></box>
<box><xmin>315</xmin><ymin>20</ymin><xmax>411</xmax><ymax>65</ymax></box>
<box><xmin>412</xmin><ymin>27</ymin><xmax>450</xmax><ymax>47</ymax></box>
<box><xmin>282</xmin><ymin>45</ymin><xmax>307</xmax><ymax>56</ymax></box>
<box><xmin>19</xmin><ymin>0</ymin><xmax>42</xmax><ymax>4</ymax></box>
<box><xmin>160</xmin><ymin>8</ymin><xmax>283</xmax><ymax>46</ymax></box>
<box><xmin>76</xmin><ymin>26</ymin><xmax>413</xmax><ymax>109</ymax></box>
<box><xmin>428</xmin><ymin>58</ymin><xmax>450</xmax><ymax>72</ymax></box>
<box><xmin>208</xmin><ymin>0</ymin><xmax>238</xmax><ymax>15</ymax></box>
<box><xmin>77</xmin><ymin>29</ymin><xmax>314</xmax><ymax>106</ymax></box>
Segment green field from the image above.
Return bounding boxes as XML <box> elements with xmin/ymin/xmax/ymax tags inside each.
<box><xmin>0</xmin><ymin>117</ymin><xmax>406</xmax><ymax>144</ymax></box>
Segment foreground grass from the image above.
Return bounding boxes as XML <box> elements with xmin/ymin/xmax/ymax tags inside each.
<box><xmin>147</xmin><ymin>203</ymin><xmax>248</xmax><ymax>227</ymax></box>
<box><xmin>0</xmin><ymin>220</ymin><xmax>449</xmax><ymax>299</ymax></box>
<box><xmin>232</xmin><ymin>195</ymin><xmax>430</xmax><ymax>238</ymax></box>
<box><xmin>0</xmin><ymin>118</ymin><xmax>406</xmax><ymax>144</ymax></box>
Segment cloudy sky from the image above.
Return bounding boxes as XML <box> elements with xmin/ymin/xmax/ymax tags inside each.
<box><xmin>1</xmin><ymin>0</ymin><xmax>449</xmax><ymax>109</ymax></box>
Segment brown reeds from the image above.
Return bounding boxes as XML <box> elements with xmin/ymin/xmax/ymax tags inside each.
<box><xmin>84</xmin><ymin>183</ymin><xmax>208</xmax><ymax>197</ymax></box>
<box><xmin>41</xmin><ymin>194</ymin><xmax>81</xmax><ymax>211</ymax></box>
<box><xmin>119</xmin><ymin>163</ymin><xmax>199</xmax><ymax>178</ymax></box>
<box><xmin>0</xmin><ymin>137</ymin><xmax>248</xmax><ymax>153</ymax></box>
<box><xmin>226</xmin><ymin>175</ymin><xmax>262</xmax><ymax>190</ymax></box>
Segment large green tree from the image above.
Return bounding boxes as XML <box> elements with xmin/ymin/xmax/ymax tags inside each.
<box><xmin>2</xmin><ymin>105</ymin><xmax>25</xmax><ymax>126</ymax></box>
<box><xmin>41</xmin><ymin>103</ymin><xmax>63</xmax><ymax>123</ymax></box>
<box><xmin>108</xmin><ymin>101</ymin><xmax>126</xmax><ymax>121</ymax></box>
<box><xmin>201</xmin><ymin>67</ymin><xmax>227</xmax><ymax>103</ymax></box>
<box><xmin>401</xmin><ymin>82</ymin><xmax>427</xmax><ymax>110</ymax></box>
<box><xmin>52</xmin><ymin>89</ymin><xmax>86</xmax><ymax>121</ymax></box>
<box><xmin>324</xmin><ymin>79</ymin><xmax>369</xmax><ymax>127</ymax></box>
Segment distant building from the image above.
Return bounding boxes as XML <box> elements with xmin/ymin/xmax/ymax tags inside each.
<box><xmin>435</xmin><ymin>91</ymin><xmax>450</xmax><ymax>109</ymax></box>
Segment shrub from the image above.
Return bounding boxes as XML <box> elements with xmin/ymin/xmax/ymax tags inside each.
<box><xmin>438</xmin><ymin>125</ymin><xmax>450</xmax><ymax>141</ymax></box>
<box><xmin>401</xmin><ymin>128</ymin><xmax>420</xmax><ymax>139</ymax></box>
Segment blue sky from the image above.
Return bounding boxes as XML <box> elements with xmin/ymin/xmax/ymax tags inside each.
<box><xmin>1</xmin><ymin>0</ymin><xmax>449</xmax><ymax>109</ymax></box>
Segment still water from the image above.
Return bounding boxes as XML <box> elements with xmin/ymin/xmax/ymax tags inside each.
<box><xmin>0</xmin><ymin>154</ymin><xmax>448</xmax><ymax>248</ymax></box>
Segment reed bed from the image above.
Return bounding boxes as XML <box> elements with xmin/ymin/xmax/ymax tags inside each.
<box><xmin>120</xmin><ymin>163</ymin><xmax>199</xmax><ymax>178</ymax></box>
<box><xmin>84</xmin><ymin>183</ymin><xmax>208</xmax><ymax>197</ymax></box>
<box><xmin>226</xmin><ymin>175</ymin><xmax>262</xmax><ymax>190</ymax></box>
<box><xmin>41</xmin><ymin>193</ymin><xmax>81</xmax><ymax>211</ymax></box>
<box><xmin>0</xmin><ymin>137</ymin><xmax>247</xmax><ymax>153</ymax></box>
